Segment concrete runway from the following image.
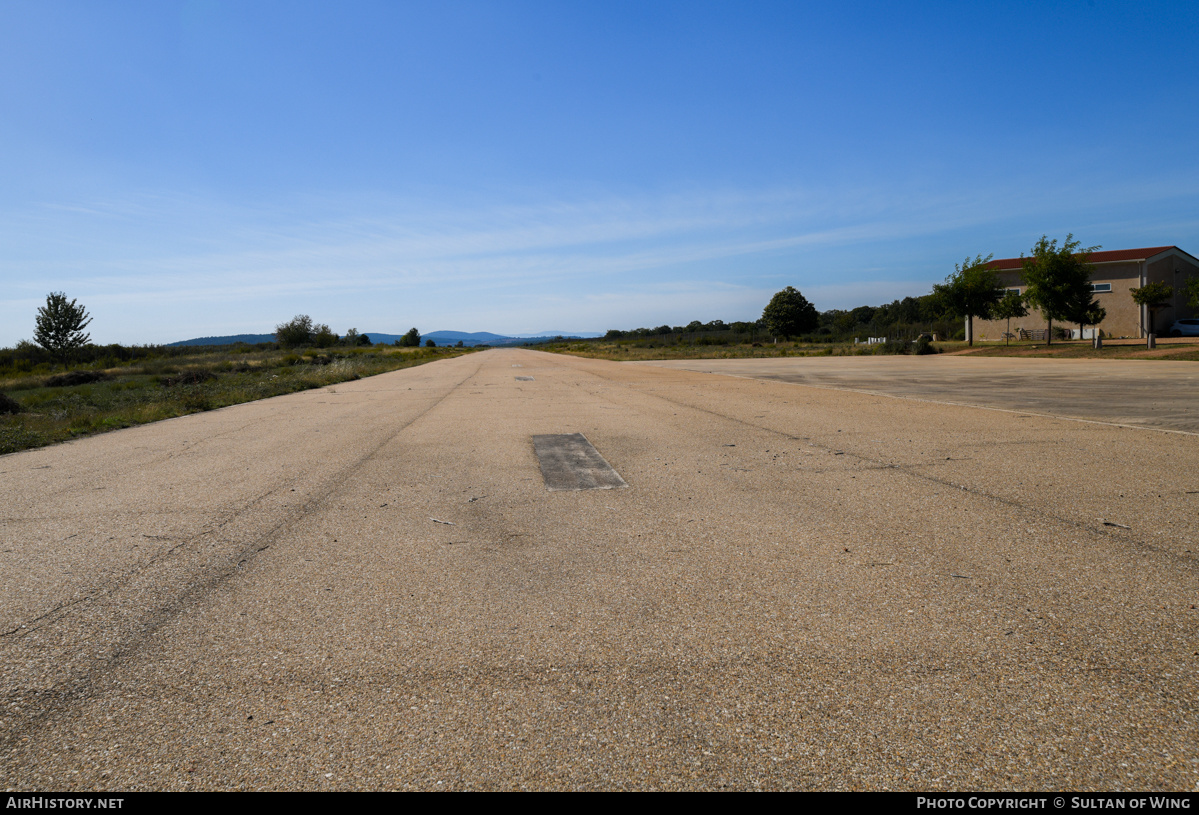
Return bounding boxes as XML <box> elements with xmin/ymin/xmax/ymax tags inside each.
<box><xmin>638</xmin><ymin>355</ymin><xmax>1199</xmax><ymax>434</ymax></box>
<box><xmin>1</xmin><ymin>349</ymin><xmax>1196</xmax><ymax>790</ymax></box>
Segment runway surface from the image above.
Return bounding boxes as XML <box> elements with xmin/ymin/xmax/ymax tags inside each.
<box><xmin>2</xmin><ymin>349</ymin><xmax>1196</xmax><ymax>790</ymax></box>
<box><xmin>638</xmin><ymin>355</ymin><xmax>1199</xmax><ymax>434</ymax></box>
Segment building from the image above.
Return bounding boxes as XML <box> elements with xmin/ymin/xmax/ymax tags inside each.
<box><xmin>969</xmin><ymin>246</ymin><xmax>1199</xmax><ymax>341</ymax></box>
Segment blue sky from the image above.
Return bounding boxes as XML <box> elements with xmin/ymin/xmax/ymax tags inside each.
<box><xmin>2</xmin><ymin>0</ymin><xmax>1197</xmax><ymax>345</ymax></box>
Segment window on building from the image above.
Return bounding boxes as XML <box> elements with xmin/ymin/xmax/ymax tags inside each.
<box><xmin>1091</xmin><ymin>283</ymin><xmax>1112</xmax><ymax>293</ymax></box>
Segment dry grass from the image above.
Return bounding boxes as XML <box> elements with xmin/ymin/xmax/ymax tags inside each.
<box><xmin>0</xmin><ymin>345</ymin><xmax>473</xmax><ymax>455</ymax></box>
<box><xmin>544</xmin><ymin>336</ymin><xmax>1199</xmax><ymax>363</ymax></box>
<box><xmin>955</xmin><ymin>338</ymin><xmax>1199</xmax><ymax>361</ymax></box>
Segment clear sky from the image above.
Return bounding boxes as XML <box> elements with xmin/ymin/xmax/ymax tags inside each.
<box><xmin>2</xmin><ymin>0</ymin><xmax>1197</xmax><ymax>345</ymax></box>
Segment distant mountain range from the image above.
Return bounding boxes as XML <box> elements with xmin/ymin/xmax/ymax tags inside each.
<box><xmin>167</xmin><ymin>334</ymin><xmax>277</xmax><ymax>346</ymax></box>
<box><xmin>166</xmin><ymin>330</ymin><xmax>601</xmax><ymax>347</ymax></box>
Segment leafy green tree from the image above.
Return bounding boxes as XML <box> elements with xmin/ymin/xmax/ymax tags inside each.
<box><xmin>1184</xmin><ymin>276</ymin><xmax>1199</xmax><ymax>309</ymax></box>
<box><xmin>992</xmin><ymin>290</ymin><xmax>1029</xmax><ymax>345</ymax></box>
<box><xmin>399</xmin><ymin>327</ymin><xmax>421</xmax><ymax>347</ymax></box>
<box><xmin>275</xmin><ymin>315</ymin><xmax>314</xmax><ymax>348</ymax></box>
<box><xmin>1021</xmin><ymin>235</ymin><xmax>1099</xmax><ymax>345</ymax></box>
<box><xmin>1068</xmin><ymin>298</ymin><xmax>1106</xmax><ymax>342</ymax></box>
<box><xmin>312</xmin><ymin>323</ymin><xmax>338</xmax><ymax>347</ymax></box>
<box><xmin>34</xmin><ymin>292</ymin><xmax>93</xmax><ymax>356</ymax></box>
<box><xmin>424</xmin><ymin>338</ymin><xmax>436</xmax><ymax>347</ymax></box>
<box><xmin>1129</xmin><ymin>281</ymin><xmax>1174</xmax><ymax>336</ymax></box>
<box><xmin>849</xmin><ymin>305</ymin><xmax>877</xmax><ymax>326</ymax></box>
<box><xmin>932</xmin><ymin>254</ymin><xmax>1003</xmax><ymax>346</ymax></box>
<box><xmin>762</xmin><ymin>286</ymin><xmax>818</xmax><ymax>340</ymax></box>
<box><xmin>831</xmin><ymin>310</ymin><xmax>855</xmax><ymax>334</ymax></box>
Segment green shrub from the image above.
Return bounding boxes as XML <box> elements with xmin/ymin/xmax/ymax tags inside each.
<box><xmin>160</xmin><ymin>370</ymin><xmax>218</xmax><ymax>387</ymax></box>
<box><xmin>914</xmin><ymin>336</ymin><xmax>938</xmax><ymax>355</ymax></box>
<box><xmin>46</xmin><ymin>370</ymin><xmax>108</xmax><ymax>387</ymax></box>
<box><xmin>180</xmin><ymin>390</ymin><xmax>213</xmax><ymax>411</ymax></box>
<box><xmin>0</xmin><ymin>423</ymin><xmax>43</xmax><ymax>453</ymax></box>
<box><xmin>0</xmin><ymin>392</ymin><xmax>22</xmax><ymax>414</ymax></box>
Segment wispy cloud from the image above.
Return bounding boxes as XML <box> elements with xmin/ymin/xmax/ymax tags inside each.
<box><xmin>3</xmin><ymin>173</ymin><xmax>1198</xmax><ymax>344</ymax></box>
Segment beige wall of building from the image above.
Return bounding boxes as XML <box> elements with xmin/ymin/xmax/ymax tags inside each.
<box><xmin>971</xmin><ymin>247</ymin><xmax>1199</xmax><ymax>341</ymax></box>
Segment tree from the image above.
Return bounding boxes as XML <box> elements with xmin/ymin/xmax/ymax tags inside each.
<box><xmin>1021</xmin><ymin>235</ymin><xmax>1099</xmax><ymax>345</ymax></box>
<box><xmin>34</xmin><ymin>292</ymin><xmax>92</xmax><ymax>356</ymax></box>
<box><xmin>275</xmin><ymin>315</ymin><xmax>314</xmax><ymax>348</ymax></box>
<box><xmin>312</xmin><ymin>323</ymin><xmax>338</xmax><ymax>347</ymax></box>
<box><xmin>992</xmin><ymin>290</ymin><xmax>1029</xmax><ymax>346</ymax></box>
<box><xmin>399</xmin><ymin>327</ymin><xmax>421</xmax><ymax>347</ymax></box>
<box><xmin>932</xmin><ymin>254</ymin><xmax>1003</xmax><ymax>346</ymax></box>
<box><xmin>1067</xmin><ymin>297</ymin><xmax>1106</xmax><ymax>343</ymax></box>
<box><xmin>1064</xmin><ymin>276</ymin><xmax>1107</xmax><ymax>341</ymax></box>
<box><xmin>1184</xmin><ymin>276</ymin><xmax>1199</xmax><ymax>309</ymax></box>
<box><xmin>1129</xmin><ymin>281</ymin><xmax>1174</xmax><ymax>337</ymax></box>
<box><xmin>424</xmin><ymin>338</ymin><xmax>436</xmax><ymax>347</ymax></box>
<box><xmin>762</xmin><ymin>286</ymin><xmax>818</xmax><ymax>340</ymax></box>
<box><xmin>849</xmin><ymin>305</ymin><xmax>877</xmax><ymax>326</ymax></box>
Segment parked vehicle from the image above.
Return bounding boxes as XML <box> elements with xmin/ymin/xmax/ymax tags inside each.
<box><xmin>1169</xmin><ymin>319</ymin><xmax>1199</xmax><ymax>337</ymax></box>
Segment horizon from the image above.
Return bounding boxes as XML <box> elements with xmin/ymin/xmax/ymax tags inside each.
<box><xmin>3</xmin><ymin>1</ymin><xmax>1197</xmax><ymax>346</ymax></box>
<box><xmin>163</xmin><ymin>328</ymin><xmax>604</xmax><ymax>345</ymax></box>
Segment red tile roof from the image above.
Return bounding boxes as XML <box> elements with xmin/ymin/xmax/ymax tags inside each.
<box><xmin>987</xmin><ymin>246</ymin><xmax>1178</xmax><ymax>271</ymax></box>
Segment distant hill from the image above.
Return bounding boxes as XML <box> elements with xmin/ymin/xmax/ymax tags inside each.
<box><xmin>530</xmin><ymin>330</ymin><xmax>603</xmax><ymax>338</ymax></box>
<box><xmin>358</xmin><ymin>331</ymin><xmax>513</xmax><ymax>346</ymax></box>
<box><xmin>166</xmin><ymin>334</ymin><xmax>276</xmax><ymax>347</ymax></box>
<box><xmin>166</xmin><ymin>329</ymin><xmax>600</xmax><ymax>348</ymax></box>
<box><xmin>425</xmin><ymin>330</ymin><xmax>510</xmax><ymax>342</ymax></box>
<box><xmin>424</xmin><ymin>331</ymin><xmax>513</xmax><ymax>345</ymax></box>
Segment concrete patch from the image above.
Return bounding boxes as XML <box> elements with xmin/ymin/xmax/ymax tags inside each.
<box><xmin>533</xmin><ymin>433</ymin><xmax>627</xmax><ymax>491</ymax></box>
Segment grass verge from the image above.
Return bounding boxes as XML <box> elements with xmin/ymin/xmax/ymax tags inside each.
<box><xmin>0</xmin><ymin>345</ymin><xmax>473</xmax><ymax>456</ymax></box>
<box><xmin>542</xmin><ymin>337</ymin><xmax>1199</xmax><ymax>362</ymax></box>
<box><xmin>955</xmin><ymin>339</ymin><xmax>1199</xmax><ymax>361</ymax></box>
<box><xmin>539</xmin><ymin>338</ymin><xmax>952</xmax><ymax>360</ymax></box>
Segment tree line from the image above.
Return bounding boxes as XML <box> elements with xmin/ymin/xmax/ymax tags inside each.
<box><xmin>606</xmin><ymin>234</ymin><xmax>1199</xmax><ymax>346</ymax></box>
<box><xmin>273</xmin><ymin>315</ymin><xmax>377</xmax><ymax>348</ymax></box>
<box><xmin>14</xmin><ymin>233</ymin><xmax>1197</xmax><ymax>364</ymax></box>
<box><xmin>603</xmin><ymin>290</ymin><xmax>957</xmax><ymax>343</ymax></box>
